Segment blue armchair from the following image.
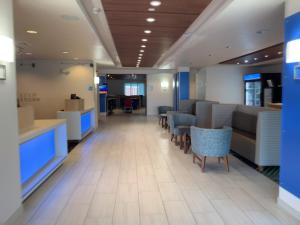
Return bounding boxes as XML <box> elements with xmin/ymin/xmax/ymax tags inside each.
<box><xmin>158</xmin><ymin>106</ymin><xmax>173</xmax><ymax>128</ymax></box>
<box><xmin>169</xmin><ymin>113</ymin><xmax>197</xmax><ymax>150</ymax></box>
<box><xmin>191</xmin><ymin>126</ymin><xmax>232</xmax><ymax>172</ymax></box>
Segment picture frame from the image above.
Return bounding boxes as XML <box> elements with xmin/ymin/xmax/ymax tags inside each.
<box><xmin>294</xmin><ymin>64</ymin><xmax>300</xmax><ymax>80</ymax></box>
<box><xmin>0</xmin><ymin>64</ymin><xmax>6</xmax><ymax>80</ymax></box>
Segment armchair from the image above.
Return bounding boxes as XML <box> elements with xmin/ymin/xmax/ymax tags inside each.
<box><xmin>191</xmin><ymin>126</ymin><xmax>232</xmax><ymax>172</ymax></box>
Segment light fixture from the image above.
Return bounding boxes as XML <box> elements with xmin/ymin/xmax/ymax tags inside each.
<box><xmin>144</xmin><ymin>30</ymin><xmax>152</xmax><ymax>34</ymax></box>
<box><xmin>94</xmin><ymin>76</ymin><xmax>100</xmax><ymax>85</ymax></box>
<box><xmin>236</xmin><ymin>62</ymin><xmax>240</xmax><ymax>65</ymax></box>
<box><xmin>0</xmin><ymin>35</ymin><xmax>14</xmax><ymax>62</ymax></box>
<box><xmin>264</xmin><ymin>55</ymin><xmax>269</xmax><ymax>58</ymax></box>
<box><xmin>25</xmin><ymin>52</ymin><xmax>32</xmax><ymax>55</ymax></box>
<box><xmin>141</xmin><ymin>38</ymin><xmax>148</xmax><ymax>42</ymax></box>
<box><xmin>141</xmin><ymin>45</ymin><xmax>146</xmax><ymax>48</ymax></box>
<box><xmin>148</xmin><ymin>8</ymin><xmax>156</xmax><ymax>11</ymax></box>
<box><xmin>161</xmin><ymin>80</ymin><xmax>169</xmax><ymax>90</ymax></box>
<box><xmin>286</xmin><ymin>39</ymin><xmax>300</xmax><ymax>63</ymax></box>
<box><xmin>74</xmin><ymin>57</ymin><xmax>79</xmax><ymax>60</ymax></box>
<box><xmin>139</xmin><ymin>54</ymin><xmax>143</xmax><ymax>56</ymax></box>
<box><xmin>254</xmin><ymin>58</ymin><xmax>258</xmax><ymax>60</ymax></box>
<box><xmin>62</xmin><ymin>51</ymin><xmax>69</xmax><ymax>54</ymax></box>
<box><xmin>138</xmin><ymin>57</ymin><xmax>142</xmax><ymax>59</ymax></box>
<box><xmin>140</xmin><ymin>49</ymin><xmax>145</xmax><ymax>52</ymax></box>
<box><xmin>278</xmin><ymin>51</ymin><xmax>283</xmax><ymax>55</ymax></box>
<box><xmin>244</xmin><ymin>60</ymin><xmax>249</xmax><ymax>63</ymax></box>
<box><xmin>146</xmin><ymin>17</ymin><xmax>156</xmax><ymax>23</ymax></box>
<box><xmin>26</xmin><ymin>30</ymin><xmax>38</xmax><ymax>34</ymax></box>
<box><xmin>150</xmin><ymin>1</ymin><xmax>161</xmax><ymax>7</ymax></box>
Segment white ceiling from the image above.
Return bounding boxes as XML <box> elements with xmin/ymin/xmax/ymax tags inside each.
<box><xmin>14</xmin><ymin>0</ymin><xmax>114</xmax><ymax>66</ymax></box>
<box><xmin>157</xmin><ymin>0</ymin><xmax>285</xmax><ymax>69</ymax></box>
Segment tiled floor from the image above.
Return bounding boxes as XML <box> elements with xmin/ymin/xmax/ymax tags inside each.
<box><xmin>12</xmin><ymin>115</ymin><xmax>300</xmax><ymax>225</ymax></box>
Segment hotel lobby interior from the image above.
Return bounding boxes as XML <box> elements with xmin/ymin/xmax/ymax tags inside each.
<box><xmin>1</xmin><ymin>0</ymin><xmax>300</xmax><ymax>225</ymax></box>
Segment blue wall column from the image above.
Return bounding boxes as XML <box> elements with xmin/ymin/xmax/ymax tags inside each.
<box><xmin>278</xmin><ymin>0</ymin><xmax>300</xmax><ymax>217</ymax></box>
<box><xmin>173</xmin><ymin>67</ymin><xmax>190</xmax><ymax>110</ymax></box>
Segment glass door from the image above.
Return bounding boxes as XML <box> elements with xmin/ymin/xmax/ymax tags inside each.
<box><xmin>245</xmin><ymin>81</ymin><xmax>261</xmax><ymax>106</ymax></box>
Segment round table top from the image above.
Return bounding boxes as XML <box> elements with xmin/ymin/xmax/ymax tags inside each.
<box><xmin>160</xmin><ymin>113</ymin><xmax>167</xmax><ymax>117</ymax></box>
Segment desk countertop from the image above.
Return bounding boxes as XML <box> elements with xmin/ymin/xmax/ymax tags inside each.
<box><xmin>57</xmin><ymin>107</ymin><xmax>95</xmax><ymax>115</ymax></box>
<box><xmin>19</xmin><ymin>119</ymin><xmax>66</xmax><ymax>144</ymax></box>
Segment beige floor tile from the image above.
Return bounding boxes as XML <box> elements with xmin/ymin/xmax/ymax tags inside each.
<box><xmin>117</xmin><ymin>183</ymin><xmax>139</xmax><ymax>203</ymax></box>
<box><xmin>182</xmin><ymin>190</ymin><xmax>215</xmax><ymax>213</ymax></box>
<box><xmin>164</xmin><ymin>201</ymin><xmax>197</xmax><ymax>225</ymax></box>
<box><xmin>245</xmin><ymin>211</ymin><xmax>283</xmax><ymax>225</ymax></box>
<box><xmin>55</xmin><ymin>203</ymin><xmax>89</xmax><ymax>225</ymax></box>
<box><xmin>212</xmin><ymin>199</ymin><xmax>254</xmax><ymax>225</ymax></box>
<box><xmin>193</xmin><ymin>212</ymin><xmax>225</xmax><ymax>225</ymax></box>
<box><xmin>113</xmin><ymin>202</ymin><xmax>140</xmax><ymax>225</ymax></box>
<box><xmin>158</xmin><ymin>182</ymin><xmax>183</xmax><ymax>201</ymax></box>
<box><xmin>87</xmin><ymin>193</ymin><xmax>116</xmax><ymax>219</ymax></box>
<box><xmin>140</xmin><ymin>214</ymin><xmax>169</xmax><ymax>225</ymax></box>
<box><xmin>139</xmin><ymin>192</ymin><xmax>165</xmax><ymax>215</ymax></box>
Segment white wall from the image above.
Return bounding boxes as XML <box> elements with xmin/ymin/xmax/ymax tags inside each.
<box><xmin>0</xmin><ymin>0</ymin><xmax>22</xmax><ymax>224</ymax></box>
<box><xmin>202</xmin><ymin>65</ymin><xmax>245</xmax><ymax>104</ymax></box>
<box><xmin>17</xmin><ymin>61</ymin><xmax>95</xmax><ymax>119</ymax></box>
<box><xmin>147</xmin><ymin>73</ymin><xmax>173</xmax><ymax>115</ymax></box>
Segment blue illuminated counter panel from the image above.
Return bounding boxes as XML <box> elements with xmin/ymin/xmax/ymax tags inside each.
<box><xmin>57</xmin><ymin>108</ymin><xmax>95</xmax><ymax>141</ymax></box>
<box><xmin>19</xmin><ymin>119</ymin><xmax>68</xmax><ymax>200</ymax></box>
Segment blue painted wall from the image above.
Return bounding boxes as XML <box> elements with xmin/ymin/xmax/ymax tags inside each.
<box><xmin>81</xmin><ymin>111</ymin><xmax>91</xmax><ymax>135</ymax></box>
<box><xmin>179</xmin><ymin>72</ymin><xmax>190</xmax><ymax>100</ymax></box>
<box><xmin>280</xmin><ymin>12</ymin><xmax>300</xmax><ymax>198</ymax></box>
<box><xmin>19</xmin><ymin>129</ymin><xmax>56</xmax><ymax>184</ymax></box>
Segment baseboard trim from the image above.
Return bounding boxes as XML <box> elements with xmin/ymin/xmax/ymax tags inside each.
<box><xmin>278</xmin><ymin>187</ymin><xmax>300</xmax><ymax>221</ymax></box>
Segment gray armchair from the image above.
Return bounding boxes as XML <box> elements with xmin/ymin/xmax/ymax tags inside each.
<box><xmin>169</xmin><ymin>113</ymin><xmax>197</xmax><ymax>150</ymax></box>
<box><xmin>191</xmin><ymin>126</ymin><xmax>232</xmax><ymax>172</ymax></box>
<box><xmin>158</xmin><ymin>106</ymin><xmax>173</xmax><ymax>127</ymax></box>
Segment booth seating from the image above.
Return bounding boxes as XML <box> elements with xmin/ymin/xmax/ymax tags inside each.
<box><xmin>191</xmin><ymin>126</ymin><xmax>232</xmax><ymax>172</ymax></box>
<box><xmin>168</xmin><ymin>113</ymin><xmax>197</xmax><ymax>153</ymax></box>
<box><xmin>195</xmin><ymin>101</ymin><xmax>219</xmax><ymax>128</ymax></box>
<box><xmin>211</xmin><ymin>104</ymin><xmax>281</xmax><ymax>168</ymax></box>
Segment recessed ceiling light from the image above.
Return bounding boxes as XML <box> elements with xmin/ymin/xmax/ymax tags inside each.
<box><xmin>62</xmin><ymin>51</ymin><xmax>69</xmax><ymax>54</ymax></box>
<box><xmin>237</xmin><ymin>62</ymin><xmax>240</xmax><ymax>65</ymax></box>
<box><xmin>140</xmin><ymin>49</ymin><xmax>145</xmax><ymax>52</ymax></box>
<box><xmin>141</xmin><ymin>45</ymin><xmax>146</xmax><ymax>48</ymax></box>
<box><xmin>146</xmin><ymin>17</ymin><xmax>156</xmax><ymax>23</ymax></box>
<box><xmin>278</xmin><ymin>51</ymin><xmax>282</xmax><ymax>55</ymax></box>
<box><xmin>139</xmin><ymin>54</ymin><xmax>143</xmax><ymax>56</ymax></box>
<box><xmin>141</xmin><ymin>38</ymin><xmax>148</xmax><ymax>42</ymax></box>
<box><xmin>265</xmin><ymin>55</ymin><xmax>269</xmax><ymax>58</ymax></box>
<box><xmin>244</xmin><ymin>60</ymin><xmax>249</xmax><ymax>63</ymax></box>
<box><xmin>150</xmin><ymin>1</ymin><xmax>161</xmax><ymax>7</ymax></box>
<box><xmin>138</xmin><ymin>57</ymin><xmax>142</xmax><ymax>59</ymax></box>
<box><xmin>254</xmin><ymin>57</ymin><xmax>258</xmax><ymax>60</ymax></box>
<box><xmin>26</xmin><ymin>30</ymin><xmax>38</xmax><ymax>34</ymax></box>
<box><xmin>25</xmin><ymin>52</ymin><xmax>32</xmax><ymax>55</ymax></box>
<box><xmin>144</xmin><ymin>30</ymin><xmax>152</xmax><ymax>34</ymax></box>
<box><xmin>148</xmin><ymin>8</ymin><xmax>156</xmax><ymax>11</ymax></box>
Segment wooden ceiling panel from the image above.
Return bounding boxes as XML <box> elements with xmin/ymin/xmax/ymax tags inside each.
<box><xmin>101</xmin><ymin>0</ymin><xmax>212</xmax><ymax>67</ymax></box>
<box><xmin>221</xmin><ymin>43</ymin><xmax>284</xmax><ymax>65</ymax></box>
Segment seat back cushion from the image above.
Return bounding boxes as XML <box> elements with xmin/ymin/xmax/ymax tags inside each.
<box><xmin>232</xmin><ymin>111</ymin><xmax>257</xmax><ymax>135</ymax></box>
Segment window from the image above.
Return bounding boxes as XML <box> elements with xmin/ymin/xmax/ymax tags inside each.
<box><xmin>124</xmin><ymin>83</ymin><xmax>145</xmax><ymax>96</ymax></box>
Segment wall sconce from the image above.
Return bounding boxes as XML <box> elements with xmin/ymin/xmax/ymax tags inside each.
<box><xmin>161</xmin><ymin>80</ymin><xmax>169</xmax><ymax>91</ymax></box>
<box><xmin>94</xmin><ymin>76</ymin><xmax>100</xmax><ymax>85</ymax></box>
<box><xmin>0</xmin><ymin>35</ymin><xmax>14</xmax><ymax>63</ymax></box>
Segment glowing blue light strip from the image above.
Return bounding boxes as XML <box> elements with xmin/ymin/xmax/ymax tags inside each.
<box><xmin>243</xmin><ymin>73</ymin><xmax>261</xmax><ymax>81</ymax></box>
<box><xmin>19</xmin><ymin>129</ymin><xmax>55</xmax><ymax>184</ymax></box>
<box><xmin>81</xmin><ymin>111</ymin><xmax>91</xmax><ymax>135</ymax></box>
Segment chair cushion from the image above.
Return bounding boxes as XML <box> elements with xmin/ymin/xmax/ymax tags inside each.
<box><xmin>232</xmin><ymin>111</ymin><xmax>257</xmax><ymax>135</ymax></box>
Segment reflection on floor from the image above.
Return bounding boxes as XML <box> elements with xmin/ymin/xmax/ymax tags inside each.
<box><xmin>109</xmin><ymin>108</ymin><xmax>146</xmax><ymax>116</ymax></box>
<box><xmin>12</xmin><ymin>115</ymin><xmax>300</xmax><ymax>225</ymax></box>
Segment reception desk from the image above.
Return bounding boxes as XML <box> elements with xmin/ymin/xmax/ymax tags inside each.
<box><xmin>19</xmin><ymin>119</ymin><xmax>68</xmax><ymax>200</ymax></box>
<box><xmin>57</xmin><ymin>108</ymin><xmax>95</xmax><ymax>141</ymax></box>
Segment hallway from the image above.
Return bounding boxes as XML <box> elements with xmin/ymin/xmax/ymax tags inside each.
<box><xmin>14</xmin><ymin>116</ymin><xmax>299</xmax><ymax>225</ymax></box>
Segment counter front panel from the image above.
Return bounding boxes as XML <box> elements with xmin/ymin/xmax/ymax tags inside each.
<box><xmin>20</xmin><ymin>129</ymin><xmax>56</xmax><ymax>184</ymax></box>
<box><xmin>81</xmin><ymin>111</ymin><xmax>91</xmax><ymax>135</ymax></box>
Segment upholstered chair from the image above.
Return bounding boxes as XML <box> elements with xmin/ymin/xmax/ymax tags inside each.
<box><xmin>191</xmin><ymin>126</ymin><xmax>232</xmax><ymax>172</ymax></box>
<box><xmin>170</xmin><ymin>113</ymin><xmax>197</xmax><ymax>151</ymax></box>
<box><xmin>158</xmin><ymin>106</ymin><xmax>173</xmax><ymax>127</ymax></box>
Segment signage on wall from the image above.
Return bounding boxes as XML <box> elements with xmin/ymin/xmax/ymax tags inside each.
<box><xmin>19</xmin><ymin>93</ymin><xmax>40</xmax><ymax>103</ymax></box>
<box><xmin>0</xmin><ymin>64</ymin><xmax>6</xmax><ymax>80</ymax></box>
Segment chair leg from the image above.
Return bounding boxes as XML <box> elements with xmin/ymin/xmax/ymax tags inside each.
<box><xmin>159</xmin><ymin>117</ymin><xmax>161</xmax><ymax>125</ymax></box>
<box><xmin>201</xmin><ymin>156</ymin><xmax>206</xmax><ymax>172</ymax></box>
<box><xmin>224</xmin><ymin>155</ymin><xmax>229</xmax><ymax>172</ymax></box>
<box><xmin>171</xmin><ymin>134</ymin><xmax>174</xmax><ymax>141</ymax></box>
<box><xmin>180</xmin><ymin>135</ymin><xmax>184</xmax><ymax>149</ymax></box>
<box><xmin>193</xmin><ymin>153</ymin><xmax>196</xmax><ymax>164</ymax></box>
<box><xmin>175</xmin><ymin>135</ymin><xmax>179</xmax><ymax>146</ymax></box>
<box><xmin>218</xmin><ymin>157</ymin><xmax>221</xmax><ymax>164</ymax></box>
